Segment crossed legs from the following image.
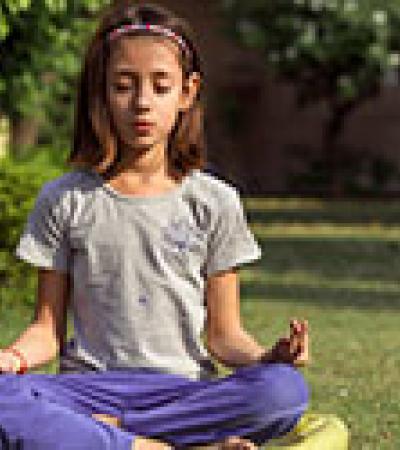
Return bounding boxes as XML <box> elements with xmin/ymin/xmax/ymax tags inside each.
<box><xmin>0</xmin><ymin>362</ymin><xmax>309</xmax><ymax>449</ymax></box>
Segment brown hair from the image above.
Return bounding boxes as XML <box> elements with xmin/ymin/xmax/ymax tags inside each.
<box><xmin>66</xmin><ymin>1</ymin><xmax>207</xmax><ymax>182</ymax></box>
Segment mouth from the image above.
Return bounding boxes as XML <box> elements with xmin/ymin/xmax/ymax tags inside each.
<box><xmin>133</xmin><ymin>119</ymin><xmax>154</xmax><ymax>127</ymax></box>
<box><xmin>132</xmin><ymin>122</ymin><xmax>154</xmax><ymax>135</ymax></box>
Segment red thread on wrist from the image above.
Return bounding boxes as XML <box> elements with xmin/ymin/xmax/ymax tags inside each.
<box><xmin>6</xmin><ymin>347</ymin><xmax>28</xmax><ymax>374</ymax></box>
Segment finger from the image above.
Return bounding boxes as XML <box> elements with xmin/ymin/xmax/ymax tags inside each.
<box><xmin>289</xmin><ymin>321</ymin><xmax>301</xmax><ymax>351</ymax></box>
<box><xmin>293</xmin><ymin>343</ymin><xmax>308</xmax><ymax>364</ymax></box>
<box><xmin>290</xmin><ymin>319</ymin><xmax>302</xmax><ymax>339</ymax></box>
<box><xmin>281</xmin><ymin>336</ymin><xmax>301</xmax><ymax>364</ymax></box>
<box><xmin>288</xmin><ymin>326</ymin><xmax>303</xmax><ymax>358</ymax></box>
<box><xmin>294</xmin><ymin>320</ymin><xmax>308</xmax><ymax>350</ymax></box>
<box><xmin>292</xmin><ymin>318</ymin><xmax>302</xmax><ymax>331</ymax></box>
<box><xmin>294</xmin><ymin>329</ymin><xmax>306</xmax><ymax>358</ymax></box>
<box><xmin>290</xmin><ymin>318</ymin><xmax>298</xmax><ymax>334</ymax></box>
<box><xmin>294</xmin><ymin>338</ymin><xmax>310</xmax><ymax>366</ymax></box>
<box><xmin>303</xmin><ymin>323</ymin><xmax>309</xmax><ymax>358</ymax></box>
<box><xmin>289</xmin><ymin>320</ymin><xmax>298</xmax><ymax>346</ymax></box>
<box><xmin>294</xmin><ymin>351</ymin><xmax>310</xmax><ymax>366</ymax></box>
<box><xmin>298</xmin><ymin>320</ymin><xmax>307</xmax><ymax>337</ymax></box>
<box><xmin>300</xmin><ymin>319</ymin><xmax>308</xmax><ymax>347</ymax></box>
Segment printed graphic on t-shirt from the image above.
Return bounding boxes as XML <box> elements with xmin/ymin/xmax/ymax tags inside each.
<box><xmin>160</xmin><ymin>217</ymin><xmax>207</xmax><ymax>275</ymax></box>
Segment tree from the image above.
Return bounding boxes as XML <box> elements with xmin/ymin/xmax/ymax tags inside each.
<box><xmin>0</xmin><ymin>0</ymin><xmax>108</xmax><ymax>161</ymax></box>
<box><xmin>219</xmin><ymin>0</ymin><xmax>400</xmax><ymax>195</ymax></box>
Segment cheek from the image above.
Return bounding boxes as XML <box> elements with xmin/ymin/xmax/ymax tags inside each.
<box><xmin>108</xmin><ymin>96</ymin><xmax>129</xmax><ymax>117</ymax></box>
<box><xmin>158</xmin><ymin>96</ymin><xmax>182</xmax><ymax>130</ymax></box>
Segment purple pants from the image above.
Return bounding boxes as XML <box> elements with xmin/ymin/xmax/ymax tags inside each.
<box><xmin>0</xmin><ymin>362</ymin><xmax>309</xmax><ymax>450</ymax></box>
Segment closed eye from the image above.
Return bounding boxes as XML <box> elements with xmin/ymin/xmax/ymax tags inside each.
<box><xmin>113</xmin><ymin>84</ymin><xmax>171</xmax><ymax>94</ymax></box>
<box><xmin>113</xmin><ymin>84</ymin><xmax>131</xmax><ymax>92</ymax></box>
<box><xmin>155</xmin><ymin>86</ymin><xmax>171</xmax><ymax>93</ymax></box>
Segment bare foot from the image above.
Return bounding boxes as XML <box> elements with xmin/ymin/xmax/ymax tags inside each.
<box><xmin>92</xmin><ymin>413</ymin><xmax>121</xmax><ymax>428</ymax></box>
<box><xmin>91</xmin><ymin>414</ymin><xmax>257</xmax><ymax>449</ymax></box>
<box><xmin>133</xmin><ymin>435</ymin><xmax>173</xmax><ymax>450</ymax></box>
<box><xmin>217</xmin><ymin>435</ymin><xmax>258</xmax><ymax>450</ymax></box>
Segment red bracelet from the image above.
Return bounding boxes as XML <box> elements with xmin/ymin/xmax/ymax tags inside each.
<box><xmin>5</xmin><ymin>347</ymin><xmax>28</xmax><ymax>374</ymax></box>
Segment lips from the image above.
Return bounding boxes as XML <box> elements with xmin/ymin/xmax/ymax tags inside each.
<box><xmin>133</xmin><ymin>120</ymin><xmax>154</xmax><ymax>126</ymax></box>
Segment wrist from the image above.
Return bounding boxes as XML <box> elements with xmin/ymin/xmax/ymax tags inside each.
<box><xmin>258</xmin><ymin>348</ymin><xmax>277</xmax><ymax>365</ymax></box>
<box><xmin>0</xmin><ymin>349</ymin><xmax>18</xmax><ymax>373</ymax></box>
<box><xmin>3</xmin><ymin>347</ymin><xmax>29</xmax><ymax>374</ymax></box>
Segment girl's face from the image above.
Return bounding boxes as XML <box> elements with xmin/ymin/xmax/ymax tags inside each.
<box><xmin>106</xmin><ymin>35</ymin><xmax>200</xmax><ymax>153</ymax></box>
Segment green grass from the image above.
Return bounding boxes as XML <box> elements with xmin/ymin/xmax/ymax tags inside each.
<box><xmin>1</xmin><ymin>198</ymin><xmax>399</xmax><ymax>449</ymax></box>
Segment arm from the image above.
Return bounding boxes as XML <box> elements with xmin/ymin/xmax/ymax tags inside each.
<box><xmin>205</xmin><ymin>267</ymin><xmax>268</xmax><ymax>369</ymax></box>
<box><xmin>205</xmin><ymin>268</ymin><xmax>310</xmax><ymax>369</ymax></box>
<box><xmin>1</xmin><ymin>267</ymin><xmax>71</xmax><ymax>372</ymax></box>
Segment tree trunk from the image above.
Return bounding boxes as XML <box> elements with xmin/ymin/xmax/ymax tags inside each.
<box><xmin>10</xmin><ymin>114</ymin><xmax>41</xmax><ymax>160</ymax></box>
<box><xmin>0</xmin><ymin>112</ymin><xmax>10</xmax><ymax>159</ymax></box>
<box><xmin>324</xmin><ymin>101</ymin><xmax>349</xmax><ymax>197</ymax></box>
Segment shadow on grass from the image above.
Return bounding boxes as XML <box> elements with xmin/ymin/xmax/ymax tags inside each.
<box><xmin>240</xmin><ymin>281</ymin><xmax>400</xmax><ymax>310</ymax></box>
<box><xmin>244</xmin><ymin>198</ymin><xmax>400</xmax><ymax>227</ymax></box>
<box><xmin>237</xmin><ymin>233</ymin><xmax>400</xmax><ymax>310</ymax></box>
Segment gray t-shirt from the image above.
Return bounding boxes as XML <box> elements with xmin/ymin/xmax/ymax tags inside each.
<box><xmin>14</xmin><ymin>168</ymin><xmax>262</xmax><ymax>380</ymax></box>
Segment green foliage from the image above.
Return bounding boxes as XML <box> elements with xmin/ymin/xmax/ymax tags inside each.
<box><xmin>219</xmin><ymin>0</ymin><xmax>400</xmax><ymax>107</ymax></box>
<box><xmin>0</xmin><ymin>0</ymin><xmax>110</xmax><ymax>150</ymax></box>
<box><xmin>0</xmin><ymin>153</ymin><xmax>66</xmax><ymax>299</ymax></box>
<box><xmin>219</xmin><ymin>1</ymin><xmax>400</xmax><ymax>194</ymax></box>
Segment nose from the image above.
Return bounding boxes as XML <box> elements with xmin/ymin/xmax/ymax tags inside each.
<box><xmin>130</xmin><ymin>79</ymin><xmax>153</xmax><ymax>112</ymax></box>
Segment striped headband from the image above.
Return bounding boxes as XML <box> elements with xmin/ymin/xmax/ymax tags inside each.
<box><xmin>108</xmin><ymin>23</ymin><xmax>190</xmax><ymax>57</ymax></box>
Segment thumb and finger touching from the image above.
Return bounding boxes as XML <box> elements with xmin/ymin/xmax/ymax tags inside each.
<box><xmin>289</xmin><ymin>319</ymin><xmax>310</xmax><ymax>366</ymax></box>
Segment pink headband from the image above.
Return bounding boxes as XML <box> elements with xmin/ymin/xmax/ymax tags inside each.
<box><xmin>108</xmin><ymin>23</ymin><xmax>190</xmax><ymax>57</ymax></box>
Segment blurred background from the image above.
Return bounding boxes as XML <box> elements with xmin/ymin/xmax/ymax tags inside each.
<box><xmin>0</xmin><ymin>1</ymin><xmax>399</xmax><ymax>449</ymax></box>
<box><xmin>2</xmin><ymin>0</ymin><xmax>400</xmax><ymax>196</ymax></box>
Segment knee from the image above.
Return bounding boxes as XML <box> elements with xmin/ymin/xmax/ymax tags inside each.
<box><xmin>241</xmin><ymin>363</ymin><xmax>309</xmax><ymax>424</ymax></box>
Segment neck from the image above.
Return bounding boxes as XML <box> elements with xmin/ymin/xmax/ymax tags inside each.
<box><xmin>110</xmin><ymin>140</ymin><xmax>175</xmax><ymax>186</ymax></box>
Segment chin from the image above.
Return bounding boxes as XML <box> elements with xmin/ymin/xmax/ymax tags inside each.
<box><xmin>122</xmin><ymin>135</ymin><xmax>154</xmax><ymax>147</ymax></box>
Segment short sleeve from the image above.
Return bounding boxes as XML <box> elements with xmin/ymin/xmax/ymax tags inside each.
<box><xmin>205</xmin><ymin>187</ymin><xmax>262</xmax><ymax>277</ymax></box>
<box><xmin>14</xmin><ymin>184</ymin><xmax>71</xmax><ymax>274</ymax></box>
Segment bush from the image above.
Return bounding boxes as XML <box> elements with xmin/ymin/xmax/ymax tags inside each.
<box><xmin>0</xmin><ymin>149</ymin><xmax>67</xmax><ymax>306</ymax></box>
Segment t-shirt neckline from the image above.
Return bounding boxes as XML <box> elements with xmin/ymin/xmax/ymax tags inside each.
<box><xmin>87</xmin><ymin>168</ymin><xmax>196</xmax><ymax>203</ymax></box>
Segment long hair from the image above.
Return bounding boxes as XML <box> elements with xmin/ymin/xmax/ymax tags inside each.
<box><xmin>66</xmin><ymin>1</ymin><xmax>207</xmax><ymax>182</ymax></box>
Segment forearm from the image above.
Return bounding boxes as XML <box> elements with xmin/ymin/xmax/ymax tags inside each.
<box><xmin>2</xmin><ymin>321</ymin><xmax>59</xmax><ymax>371</ymax></box>
<box><xmin>208</xmin><ymin>328</ymin><xmax>273</xmax><ymax>369</ymax></box>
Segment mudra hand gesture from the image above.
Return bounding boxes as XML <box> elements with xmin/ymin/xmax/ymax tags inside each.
<box><xmin>264</xmin><ymin>319</ymin><xmax>310</xmax><ymax>367</ymax></box>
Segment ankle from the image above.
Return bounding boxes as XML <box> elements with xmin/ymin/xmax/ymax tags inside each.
<box><xmin>134</xmin><ymin>435</ymin><xmax>173</xmax><ymax>450</ymax></box>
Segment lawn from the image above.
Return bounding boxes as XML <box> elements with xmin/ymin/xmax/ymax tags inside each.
<box><xmin>1</xmin><ymin>198</ymin><xmax>399</xmax><ymax>449</ymax></box>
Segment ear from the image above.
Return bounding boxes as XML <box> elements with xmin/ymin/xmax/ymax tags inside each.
<box><xmin>179</xmin><ymin>72</ymin><xmax>201</xmax><ymax>112</ymax></box>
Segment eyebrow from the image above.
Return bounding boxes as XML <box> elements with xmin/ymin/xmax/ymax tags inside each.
<box><xmin>113</xmin><ymin>69</ymin><xmax>173</xmax><ymax>78</ymax></box>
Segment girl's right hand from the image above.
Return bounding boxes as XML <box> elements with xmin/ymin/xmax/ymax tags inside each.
<box><xmin>0</xmin><ymin>350</ymin><xmax>18</xmax><ymax>374</ymax></box>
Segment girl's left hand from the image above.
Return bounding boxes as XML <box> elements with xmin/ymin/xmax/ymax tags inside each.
<box><xmin>269</xmin><ymin>319</ymin><xmax>310</xmax><ymax>367</ymax></box>
<box><xmin>290</xmin><ymin>318</ymin><xmax>310</xmax><ymax>367</ymax></box>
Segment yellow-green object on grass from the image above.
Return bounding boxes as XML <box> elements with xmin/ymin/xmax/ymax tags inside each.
<box><xmin>264</xmin><ymin>411</ymin><xmax>349</xmax><ymax>449</ymax></box>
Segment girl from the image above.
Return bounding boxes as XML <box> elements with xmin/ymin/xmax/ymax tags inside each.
<box><xmin>0</xmin><ymin>2</ymin><xmax>310</xmax><ymax>449</ymax></box>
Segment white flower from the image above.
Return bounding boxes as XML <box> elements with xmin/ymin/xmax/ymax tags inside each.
<box><xmin>389</xmin><ymin>53</ymin><xmax>400</xmax><ymax>67</ymax></box>
<box><xmin>237</xmin><ymin>19</ymin><xmax>258</xmax><ymax>38</ymax></box>
<box><xmin>300</xmin><ymin>23</ymin><xmax>316</xmax><ymax>46</ymax></box>
<box><xmin>286</xmin><ymin>46</ymin><xmax>298</xmax><ymax>60</ymax></box>
<box><xmin>368</xmin><ymin>43</ymin><xmax>384</xmax><ymax>59</ymax></box>
<box><xmin>310</xmin><ymin>0</ymin><xmax>324</xmax><ymax>11</ymax></box>
<box><xmin>343</xmin><ymin>0</ymin><xmax>358</xmax><ymax>14</ymax></box>
<box><xmin>268</xmin><ymin>51</ymin><xmax>280</xmax><ymax>64</ymax></box>
<box><xmin>372</xmin><ymin>10</ymin><xmax>387</xmax><ymax>26</ymax></box>
<box><xmin>338</xmin><ymin>388</ymin><xmax>349</xmax><ymax>397</ymax></box>
<box><xmin>338</xmin><ymin>75</ymin><xmax>352</xmax><ymax>89</ymax></box>
<box><xmin>326</xmin><ymin>0</ymin><xmax>338</xmax><ymax>11</ymax></box>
